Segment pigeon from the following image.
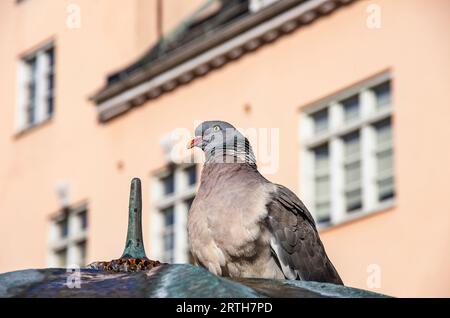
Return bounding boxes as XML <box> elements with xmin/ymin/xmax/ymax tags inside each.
<box><xmin>187</xmin><ymin>121</ymin><xmax>343</xmax><ymax>285</ymax></box>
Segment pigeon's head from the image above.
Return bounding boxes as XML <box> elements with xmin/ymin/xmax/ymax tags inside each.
<box><xmin>187</xmin><ymin>121</ymin><xmax>256</xmax><ymax>165</ymax></box>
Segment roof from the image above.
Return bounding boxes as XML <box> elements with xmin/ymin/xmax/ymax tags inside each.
<box><xmin>91</xmin><ymin>0</ymin><xmax>355</xmax><ymax>122</ymax></box>
<box><xmin>106</xmin><ymin>0</ymin><xmax>251</xmax><ymax>86</ymax></box>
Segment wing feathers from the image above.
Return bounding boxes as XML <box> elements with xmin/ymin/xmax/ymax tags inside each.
<box><xmin>266</xmin><ymin>184</ymin><xmax>344</xmax><ymax>285</ymax></box>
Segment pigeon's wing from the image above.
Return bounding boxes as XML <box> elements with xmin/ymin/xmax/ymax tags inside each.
<box><xmin>265</xmin><ymin>184</ymin><xmax>344</xmax><ymax>285</ymax></box>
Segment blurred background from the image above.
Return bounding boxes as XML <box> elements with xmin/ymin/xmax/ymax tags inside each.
<box><xmin>0</xmin><ymin>0</ymin><xmax>449</xmax><ymax>297</ymax></box>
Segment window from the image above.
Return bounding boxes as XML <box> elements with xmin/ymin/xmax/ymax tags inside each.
<box><xmin>375</xmin><ymin>118</ymin><xmax>395</xmax><ymax>201</ymax></box>
<box><xmin>57</xmin><ymin>217</ymin><xmax>69</xmax><ymax>239</ymax></box>
<box><xmin>342</xmin><ymin>95</ymin><xmax>360</xmax><ymax>123</ymax></box>
<box><xmin>185</xmin><ymin>165</ymin><xmax>197</xmax><ymax>186</ymax></box>
<box><xmin>343</xmin><ymin>131</ymin><xmax>362</xmax><ymax>212</ymax></box>
<box><xmin>161</xmin><ymin>206</ymin><xmax>175</xmax><ymax>262</ymax></box>
<box><xmin>79</xmin><ymin>210</ymin><xmax>88</xmax><ymax>230</ymax></box>
<box><xmin>161</xmin><ymin>171</ymin><xmax>175</xmax><ymax>195</ymax></box>
<box><xmin>49</xmin><ymin>205</ymin><xmax>88</xmax><ymax>267</ymax></box>
<box><xmin>17</xmin><ymin>43</ymin><xmax>55</xmax><ymax>132</ymax></box>
<box><xmin>374</xmin><ymin>81</ymin><xmax>391</xmax><ymax>110</ymax></box>
<box><xmin>302</xmin><ymin>75</ymin><xmax>394</xmax><ymax>227</ymax></box>
<box><xmin>313</xmin><ymin>144</ymin><xmax>331</xmax><ymax>223</ymax></box>
<box><xmin>312</xmin><ymin>108</ymin><xmax>329</xmax><ymax>134</ymax></box>
<box><xmin>151</xmin><ymin>164</ymin><xmax>197</xmax><ymax>263</ymax></box>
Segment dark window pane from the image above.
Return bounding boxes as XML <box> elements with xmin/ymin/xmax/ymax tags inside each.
<box><xmin>375</xmin><ymin>118</ymin><xmax>392</xmax><ymax>147</ymax></box>
<box><xmin>378</xmin><ymin>177</ymin><xmax>395</xmax><ymax>202</ymax></box>
<box><xmin>375</xmin><ymin>118</ymin><xmax>395</xmax><ymax>202</ymax></box>
<box><xmin>314</xmin><ymin>176</ymin><xmax>330</xmax><ymax>204</ymax></box>
<box><xmin>46</xmin><ymin>48</ymin><xmax>55</xmax><ymax>117</ymax></box>
<box><xmin>47</xmin><ymin>96</ymin><xmax>54</xmax><ymax>116</ymax></box>
<box><xmin>161</xmin><ymin>173</ymin><xmax>175</xmax><ymax>195</ymax></box>
<box><xmin>379</xmin><ymin>190</ymin><xmax>395</xmax><ymax>202</ymax></box>
<box><xmin>348</xmin><ymin>202</ymin><xmax>363</xmax><ymax>212</ymax></box>
<box><xmin>162</xmin><ymin>205</ymin><xmax>175</xmax><ymax>263</ymax></box>
<box><xmin>46</xmin><ymin>47</ymin><xmax>55</xmax><ymax>67</ymax></box>
<box><xmin>313</xmin><ymin>144</ymin><xmax>331</xmax><ymax>223</ymax></box>
<box><xmin>58</xmin><ymin>218</ymin><xmax>69</xmax><ymax>238</ymax></box>
<box><xmin>312</xmin><ymin>108</ymin><xmax>329</xmax><ymax>134</ymax></box>
<box><xmin>79</xmin><ymin>211</ymin><xmax>88</xmax><ymax>230</ymax></box>
<box><xmin>185</xmin><ymin>165</ymin><xmax>197</xmax><ymax>186</ymax></box>
<box><xmin>28</xmin><ymin>57</ymin><xmax>37</xmax><ymax>72</ymax></box>
<box><xmin>315</xmin><ymin>201</ymin><xmax>331</xmax><ymax>224</ymax></box>
<box><xmin>316</xmin><ymin>215</ymin><xmax>331</xmax><ymax>224</ymax></box>
<box><xmin>162</xmin><ymin>206</ymin><xmax>175</xmax><ymax>226</ymax></box>
<box><xmin>342</xmin><ymin>95</ymin><xmax>360</xmax><ymax>122</ymax></box>
<box><xmin>48</xmin><ymin>73</ymin><xmax>54</xmax><ymax>89</ymax></box>
<box><xmin>313</xmin><ymin>144</ymin><xmax>329</xmax><ymax>171</ymax></box>
<box><xmin>26</xmin><ymin>57</ymin><xmax>37</xmax><ymax>125</ymax></box>
<box><xmin>345</xmin><ymin>189</ymin><xmax>363</xmax><ymax>212</ymax></box>
<box><xmin>374</xmin><ymin>81</ymin><xmax>391</xmax><ymax>109</ymax></box>
<box><xmin>27</xmin><ymin>103</ymin><xmax>35</xmax><ymax>125</ymax></box>
<box><xmin>343</xmin><ymin>131</ymin><xmax>361</xmax><ymax>158</ymax></box>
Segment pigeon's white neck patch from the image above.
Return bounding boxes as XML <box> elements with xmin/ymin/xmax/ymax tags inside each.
<box><xmin>205</xmin><ymin>147</ymin><xmax>257</xmax><ymax>166</ymax></box>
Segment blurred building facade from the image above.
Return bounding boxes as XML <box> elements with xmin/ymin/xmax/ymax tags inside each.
<box><xmin>0</xmin><ymin>0</ymin><xmax>449</xmax><ymax>297</ymax></box>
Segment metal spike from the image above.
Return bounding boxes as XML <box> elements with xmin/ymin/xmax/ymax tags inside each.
<box><xmin>120</xmin><ymin>178</ymin><xmax>148</xmax><ymax>259</ymax></box>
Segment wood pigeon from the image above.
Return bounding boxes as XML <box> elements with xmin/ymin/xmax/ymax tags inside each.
<box><xmin>187</xmin><ymin>121</ymin><xmax>343</xmax><ymax>285</ymax></box>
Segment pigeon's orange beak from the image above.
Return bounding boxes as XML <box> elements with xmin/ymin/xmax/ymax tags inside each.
<box><xmin>187</xmin><ymin>136</ymin><xmax>202</xmax><ymax>149</ymax></box>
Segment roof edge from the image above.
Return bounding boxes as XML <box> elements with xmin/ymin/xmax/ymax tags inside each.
<box><xmin>92</xmin><ymin>0</ymin><xmax>355</xmax><ymax>122</ymax></box>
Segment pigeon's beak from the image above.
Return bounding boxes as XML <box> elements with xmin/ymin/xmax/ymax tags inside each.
<box><xmin>187</xmin><ymin>136</ymin><xmax>203</xmax><ymax>149</ymax></box>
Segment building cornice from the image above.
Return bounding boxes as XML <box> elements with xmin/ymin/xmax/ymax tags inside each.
<box><xmin>92</xmin><ymin>0</ymin><xmax>355</xmax><ymax>122</ymax></box>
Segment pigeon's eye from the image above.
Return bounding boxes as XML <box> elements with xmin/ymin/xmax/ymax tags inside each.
<box><xmin>213</xmin><ymin>125</ymin><xmax>221</xmax><ymax>132</ymax></box>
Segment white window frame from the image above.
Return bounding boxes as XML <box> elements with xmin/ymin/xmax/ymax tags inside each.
<box><xmin>48</xmin><ymin>203</ymin><xmax>88</xmax><ymax>267</ymax></box>
<box><xmin>16</xmin><ymin>42</ymin><xmax>55</xmax><ymax>132</ymax></box>
<box><xmin>300</xmin><ymin>72</ymin><xmax>395</xmax><ymax>229</ymax></box>
<box><xmin>150</xmin><ymin>164</ymin><xmax>197</xmax><ymax>263</ymax></box>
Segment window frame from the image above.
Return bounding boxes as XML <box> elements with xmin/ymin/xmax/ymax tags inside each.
<box><xmin>48</xmin><ymin>203</ymin><xmax>88</xmax><ymax>267</ymax></box>
<box><xmin>16</xmin><ymin>41</ymin><xmax>55</xmax><ymax>133</ymax></box>
<box><xmin>300</xmin><ymin>72</ymin><xmax>395</xmax><ymax>230</ymax></box>
<box><xmin>150</xmin><ymin>164</ymin><xmax>197</xmax><ymax>263</ymax></box>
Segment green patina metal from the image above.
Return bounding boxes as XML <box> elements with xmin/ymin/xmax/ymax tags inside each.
<box><xmin>121</xmin><ymin>178</ymin><xmax>147</xmax><ymax>259</ymax></box>
<box><xmin>87</xmin><ymin>178</ymin><xmax>161</xmax><ymax>272</ymax></box>
<box><xmin>0</xmin><ymin>265</ymin><xmax>392</xmax><ymax>298</ymax></box>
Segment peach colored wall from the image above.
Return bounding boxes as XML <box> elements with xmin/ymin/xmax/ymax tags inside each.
<box><xmin>0</xmin><ymin>0</ymin><xmax>449</xmax><ymax>297</ymax></box>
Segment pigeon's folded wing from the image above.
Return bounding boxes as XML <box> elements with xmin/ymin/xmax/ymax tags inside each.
<box><xmin>265</xmin><ymin>184</ymin><xmax>344</xmax><ymax>285</ymax></box>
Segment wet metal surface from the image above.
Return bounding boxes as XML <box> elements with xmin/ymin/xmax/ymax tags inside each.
<box><xmin>0</xmin><ymin>178</ymin><xmax>391</xmax><ymax>298</ymax></box>
<box><xmin>0</xmin><ymin>264</ymin><xmax>391</xmax><ymax>298</ymax></box>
